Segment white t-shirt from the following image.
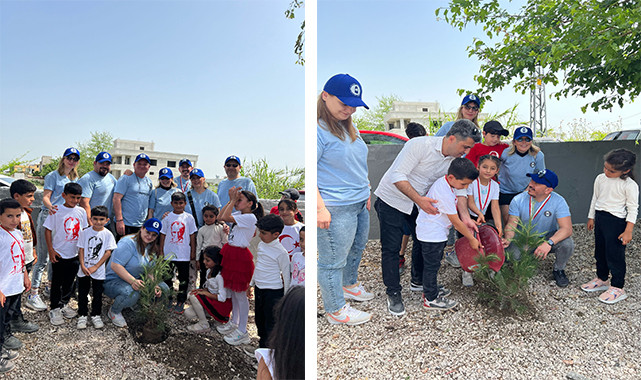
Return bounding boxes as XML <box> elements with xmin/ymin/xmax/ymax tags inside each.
<box><xmin>77</xmin><ymin>227</ymin><xmax>117</xmax><ymax>280</ymax></box>
<box><xmin>161</xmin><ymin>212</ymin><xmax>198</xmax><ymax>262</ymax></box>
<box><xmin>252</xmin><ymin>239</ymin><xmax>290</xmax><ymax>290</ymax></box>
<box><xmin>227</xmin><ymin>211</ymin><xmax>257</xmax><ymax>248</ymax></box>
<box><xmin>290</xmin><ymin>252</ymin><xmax>305</xmax><ymax>287</ymax></box>
<box><xmin>0</xmin><ymin>228</ymin><xmax>25</xmax><ymax>296</ymax></box>
<box><xmin>416</xmin><ymin>176</ymin><xmax>458</xmax><ymax>242</ymax></box>
<box><xmin>204</xmin><ymin>269</ymin><xmax>229</xmax><ymax>302</ymax></box>
<box><xmin>279</xmin><ymin>222</ymin><xmax>303</xmax><ymax>257</ymax></box>
<box><xmin>20</xmin><ymin>210</ymin><xmax>35</xmax><ymax>264</ymax></box>
<box><xmin>254</xmin><ymin>349</ymin><xmax>275</xmax><ymax>380</ymax></box>
<box><xmin>43</xmin><ymin>205</ymin><xmax>89</xmax><ymax>259</ymax></box>
<box><xmin>467</xmin><ymin>178</ymin><xmax>500</xmax><ymax>216</ymax></box>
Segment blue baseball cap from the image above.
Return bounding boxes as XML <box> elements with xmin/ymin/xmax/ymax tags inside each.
<box><xmin>514</xmin><ymin>126</ymin><xmax>533</xmax><ymax>141</ymax></box>
<box><xmin>135</xmin><ymin>153</ymin><xmax>151</xmax><ymax>163</ymax></box>
<box><xmin>95</xmin><ymin>152</ymin><xmax>112</xmax><ymax>163</ymax></box>
<box><xmin>159</xmin><ymin>168</ymin><xmax>173</xmax><ymax>179</ymax></box>
<box><xmin>64</xmin><ymin>147</ymin><xmax>80</xmax><ymax>157</ymax></box>
<box><xmin>190</xmin><ymin>168</ymin><xmax>204</xmax><ymax>178</ymax></box>
<box><xmin>527</xmin><ymin>169</ymin><xmax>558</xmax><ymax>189</ymax></box>
<box><xmin>323</xmin><ymin>74</ymin><xmax>369</xmax><ymax>109</ymax></box>
<box><xmin>461</xmin><ymin>94</ymin><xmax>481</xmax><ymax>107</ymax></box>
<box><xmin>143</xmin><ymin>218</ymin><xmax>162</xmax><ymax>234</ymax></box>
<box><xmin>225</xmin><ymin>155</ymin><xmax>241</xmax><ymax>166</ymax></box>
<box><xmin>179</xmin><ymin>158</ymin><xmax>192</xmax><ymax>167</ymax></box>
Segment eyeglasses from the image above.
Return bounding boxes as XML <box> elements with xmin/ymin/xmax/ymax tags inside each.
<box><xmin>463</xmin><ymin>104</ymin><xmax>480</xmax><ymax>112</ymax></box>
<box><xmin>225</xmin><ymin>163</ymin><xmax>239</xmax><ymax>168</ymax></box>
<box><xmin>66</xmin><ymin>156</ymin><xmax>80</xmax><ymax>162</ymax></box>
<box><xmin>516</xmin><ymin>137</ymin><xmax>532</xmax><ymax>142</ymax></box>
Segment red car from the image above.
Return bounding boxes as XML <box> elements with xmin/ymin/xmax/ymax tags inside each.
<box><xmin>359</xmin><ymin>130</ymin><xmax>409</xmax><ymax>145</ymax></box>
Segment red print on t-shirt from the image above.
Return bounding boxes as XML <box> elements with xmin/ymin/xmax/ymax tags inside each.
<box><xmin>10</xmin><ymin>240</ymin><xmax>25</xmax><ymax>274</ymax></box>
<box><xmin>64</xmin><ymin>217</ymin><xmax>80</xmax><ymax>241</ymax></box>
<box><xmin>170</xmin><ymin>221</ymin><xmax>186</xmax><ymax>243</ymax></box>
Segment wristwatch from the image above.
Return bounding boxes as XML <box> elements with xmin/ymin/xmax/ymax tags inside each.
<box><xmin>546</xmin><ymin>239</ymin><xmax>555</xmax><ymax>247</ymax></box>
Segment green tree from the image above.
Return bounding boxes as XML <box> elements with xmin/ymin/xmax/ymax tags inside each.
<box><xmin>240</xmin><ymin>158</ymin><xmax>305</xmax><ymax>199</ymax></box>
<box><xmin>353</xmin><ymin>94</ymin><xmax>402</xmax><ymax>131</ymax></box>
<box><xmin>75</xmin><ymin>131</ymin><xmax>114</xmax><ymax>177</ymax></box>
<box><xmin>0</xmin><ymin>153</ymin><xmax>32</xmax><ymax>175</ymax></box>
<box><xmin>436</xmin><ymin>0</ymin><xmax>641</xmax><ymax>112</ymax></box>
<box><xmin>34</xmin><ymin>159</ymin><xmax>60</xmax><ymax>177</ymax></box>
<box><xmin>285</xmin><ymin>0</ymin><xmax>304</xmax><ymax>65</ymax></box>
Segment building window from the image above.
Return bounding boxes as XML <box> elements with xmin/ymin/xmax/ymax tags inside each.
<box><xmin>149</xmin><ymin>172</ymin><xmax>155</xmax><ymax>176</ymax></box>
<box><xmin>150</xmin><ymin>159</ymin><xmax>158</xmax><ymax>166</ymax></box>
<box><xmin>140</xmin><ymin>147</ymin><xmax>145</xmax><ymax>150</ymax></box>
<box><xmin>167</xmin><ymin>160</ymin><xmax>176</xmax><ymax>168</ymax></box>
<box><xmin>125</xmin><ymin>157</ymin><xmax>130</xmax><ymax>165</ymax></box>
<box><xmin>422</xmin><ymin>108</ymin><xmax>429</xmax><ymax>112</ymax></box>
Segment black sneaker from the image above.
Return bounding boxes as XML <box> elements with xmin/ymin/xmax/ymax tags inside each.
<box><xmin>410</xmin><ymin>281</ymin><xmax>423</xmax><ymax>292</ymax></box>
<box><xmin>0</xmin><ymin>357</ymin><xmax>14</xmax><ymax>374</ymax></box>
<box><xmin>438</xmin><ymin>284</ymin><xmax>452</xmax><ymax>297</ymax></box>
<box><xmin>0</xmin><ymin>348</ymin><xmax>18</xmax><ymax>361</ymax></box>
<box><xmin>2</xmin><ymin>335</ymin><xmax>22</xmax><ymax>351</ymax></box>
<box><xmin>553</xmin><ymin>270</ymin><xmax>569</xmax><ymax>288</ymax></box>
<box><xmin>387</xmin><ymin>292</ymin><xmax>405</xmax><ymax>316</ymax></box>
<box><xmin>10</xmin><ymin>317</ymin><xmax>39</xmax><ymax>333</ymax></box>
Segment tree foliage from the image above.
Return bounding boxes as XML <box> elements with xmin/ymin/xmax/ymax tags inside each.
<box><xmin>0</xmin><ymin>152</ymin><xmax>32</xmax><ymax>175</ymax></box>
<box><xmin>285</xmin><ymin>0</ymin><xmax>305</xmax><ymax>65</ymax></box>
<box><xmin>353</xmin><ymin>94</ymin><xmax>402</xmax><ymax>131</ymax></box>
<box><xmin>240</xmin><ymin>158</ymin><xmax>305</xmax><ymax>199</ymax></box>
<box><xmin>75</xmin><ymin>131</ymin><xmax>114</xmax><ymax>177</ymax></box>
<box><xmin>436</xmin><ymin>0</ymin><xmax>641</xmax><ymax>112</ymax></box>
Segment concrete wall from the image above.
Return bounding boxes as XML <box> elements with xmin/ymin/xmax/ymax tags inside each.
<box><xmin>366</xmin><ymin>140</ymin><xmax>641</xmax><ymax>239</ymax></box>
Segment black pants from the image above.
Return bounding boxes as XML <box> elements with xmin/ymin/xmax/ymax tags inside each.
<box><xmin>420</xmin><ymin>240</ymin><xmax>446</xmax><ymax>301</ymax></box>
<box><xmin>117</xmin><ymin>225</ymin><xmax>141</xmax><ymax>242</ymax></box>
<box><xmin>165</xmin><ymin>261</ymin><xmax>190</xmax><ymax>303</ymax></box>
<box><xmin>595</xmin><ymin>211</ymin><xmax>628</xmax><ymax>288</ymax></box>
<box><xmin>0</xmin><ymin>294</ymin><xmax>21</xmax><ymax>346</ymax></box>
<box><xmin>50</xmin><ymin>257</ymin><xmax>79</xmax><ymax>310</ymax></box>
<box><xmin>12</xmin><ymin>262</ymin><xmax>33</xmax><ymax>323</ymax></box>
<box><xmin>77</xmin><ymin>276</ymin><xmax>104</xmax><ymax>316</ymax></box>
<box><xmin>254</xmin><ymin>287</ymin><xmax>284</xmax><ymax>348</ymax></box>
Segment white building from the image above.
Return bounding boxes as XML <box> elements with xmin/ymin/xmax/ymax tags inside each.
<box><xmin>109</xmin><ymin>139</ymin><xmax>198</xmax><ymax>179</ymax></box>
<box><xmin>383</xmin><ymin>101</ymin><xmax>488</xmax><ymax>133</ymax></box>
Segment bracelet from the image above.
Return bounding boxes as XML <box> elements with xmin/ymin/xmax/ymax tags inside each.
<box><xmin>116</xmin><ymin>219</ymin><xmax>124</xmax><ymax>222</ymax></box>
<box><xmin>317</xmin><ymin>207</ymin><xmax>327</xmax><ymax>213</ymax></box>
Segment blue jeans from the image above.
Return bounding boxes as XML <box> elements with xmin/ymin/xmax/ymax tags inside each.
<box><xmin>32</xmin><ymin>209</ymin><xmax>52</xmax><ymax>289</ymax></box>
<box><xmin>317</xmin><ymin>200</ymin><xmax>369</xmax><ymax>313</ymax></box>
<box><xmin>104</xmin><ymin>278</ymin><xmax>169</xmax><ymax>313</ymax></box>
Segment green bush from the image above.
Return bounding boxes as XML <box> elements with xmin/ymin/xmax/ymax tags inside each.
<box><xmin>136</xmin><ymin>255</ymin><xmax>173</xmax><ymax>333</ymax></box>
<box><xmin>240</xmin><ymin>157</ymin><xmax>305</xmax><ymax>199</ymax></box>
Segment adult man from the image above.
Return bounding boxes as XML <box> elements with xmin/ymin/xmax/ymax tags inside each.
<box><xmin>374</xmin><ymin>119</ymin><xmax>481</xmax><ymax>316</ymax></box>
<box><xmin>217</xmin><ymin>155</ymin><xmax>258</xmax><ymax>207</ymax></box>
<box><xmin>174</xmin><ymin>158</ymin><xmax>193</xmax><ymax>193</ymax></box>
<box><xmin>77</xmin><ymin>152</ymin><xmax>117</xmax><ymax>230</ymax></box>
<box><xmin>502</xmin><ymin>169</ymin><xmax>574</xmax><ymax>287</ymax></box>
<box><xmin>113</xmin><ymin>153</ymin><xmax>153</xmax><ymax>240</ymax></box>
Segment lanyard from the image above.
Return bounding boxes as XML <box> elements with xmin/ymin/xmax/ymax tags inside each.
<box><xmin>477</xmin><ymin>180</ymin><xmax>491</xmax><ymax>212</ymax></box>
<box><xmin>443</xmin><ymin>176</ymin><xmax>456</xmax><ymax>195</ymax></box>
<box><xmin>178</xmin><ymin>177</ymin><xmax>189</xmax><ymax>193</ymax></box>
<box><xmin>1</xmin><ymin>226</ymin><xmax>25</xmax><ymax>257</ymax></box>
<box><xmin>529</xmin><ymin>194</ymin><xmax>551</xmax><ymax>221</ymax></box>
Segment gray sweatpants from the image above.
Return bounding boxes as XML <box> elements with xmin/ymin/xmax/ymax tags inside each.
<box><xmin>508</xmin><ymin>231</ymin><xmax>574</xmax><ymax>271</ymax></box>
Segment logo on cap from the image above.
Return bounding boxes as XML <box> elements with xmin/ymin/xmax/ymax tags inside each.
<box><xmin>544</xmin><ymin>211</ymin><xmax>552</xmax><ymax>217</ymax></box>
<box><xmin>153</xmin><ymin>221</ymin><xmax>160</xmax><ymax>229</ymax></box>
<box><xmin>469</xmin><ymin>95</ymin><xmax>477</xmax><ymax>100</ymax></box>
<box><xmin>520</xmin><ymin>127</ymin><xmax>528</xmax><ymax>133</ymax></box>
<box><xmin>350</xmin><ymin>83</ymin><xmax>361</xmax><ymax>96</ymax></box>
<box><xmin>161</xmin><ymin>169</ymin><xmax>167</xmax><ymax>174</ymax></box>
<box><xmin>71</xmin><ymin>148</ymin><xmax>78</xmax><ymax>154</ymax></box>
<box><xmin>103</xmin><ymin>153</ymin><xmax>109</xmax><ymax>158</ymax></box>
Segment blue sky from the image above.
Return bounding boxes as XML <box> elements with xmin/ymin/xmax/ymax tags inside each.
<box><xmin>0</xmin><ymin>0</ymin><xmax>304</xmax><ymax>178</ymax></box>
<box><xmin>318</xmin><ymin>0</ymin><xmax>640</xmax><ymax>134</ymax></box>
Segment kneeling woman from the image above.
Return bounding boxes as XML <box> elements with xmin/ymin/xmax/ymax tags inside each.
<box><xmin>104</xmin><ymin>218</ymin><xmax>168</xmax><ymax>327</ymax></box>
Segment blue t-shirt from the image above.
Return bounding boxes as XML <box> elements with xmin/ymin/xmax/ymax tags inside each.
<box><xmin>186</xmin><ymin>189</ymin><xmax>222</xmax><ymax>227</ymax></box>
<box><xmin>43</xmin><ymin>171</ymin><xmax>75</xmax><ymax>210</ymax></box>
<box><xmin>105</xmin><ymin>236</ymin><xmax>150</xmax><ymax>281</ymax></box>
<box><xmin>317</xmin><ymin>121</ymin><xmax>369</xmax><ymax>206</ymax></box>
<box><xmin>174</xmin><ymin>176</ymin><xmax>191</xmax><ymax>193</ymax></box>
<box><xmin>498</xmin><ymin>149</ymin><xmax>546</xmax><ymax>194</ymax></box>
<box><xmin>434</xmin><ymin>121</ymin><xmax>455</xmax><ymax>137</ymax></box>
<box><xmin>148</xmin><ymin>187</ymin><xmax>179</xmax><ymax>220</ymax></box>
<box><xmin>508</xmin><ymin>191</ymin><xmax>571</xmax><ymax>234</ymax></box>
<box><xmin>114</xmin><ymin>174</ymin><xmax>153</xmax><ymax>227</ymax></box>
<box><xmin>218</xmin><ymin>177</ymin><xmax>258</xmax><ymax>207</ymax></box>
<box><xmin>77</xmin><ymin>171</ymin><xmax>117</xmax><ymax>216</ymax></box>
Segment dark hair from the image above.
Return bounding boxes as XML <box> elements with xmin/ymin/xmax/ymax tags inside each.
<box><xmin>446</xmin><ymin>119</ymin><xmax>481</xmax><ymax>143</ymax></box>
<box><xmin>241</xmin><ymin>190</ymin><xmax>264</xmax><ymax>220</ymax></box>
<box><xmin>63</xmin><ymin>182</ymin><xmax>82</xmax><ymax>196</ymax></box>
<box><xmin>405</xmin><ymin>122</ymin><xmax>427</xmax><ymax>139</ymax></box>
<box><xmin>278</xmin><ymin>199</ymin><xmax>304</xmax><ymax>223</ymax></box>
<box><xmin>9</xmin><ymin>179</ymin><xmax>37</xmax><ymax>197</ymax></box>
<box><xmin>91</xmin><ymin>205</ymin><xmax>109</xmax><ymax>218</ymax></box>
<box><xmin>202</xmin><ymin>245</ymin><xmax>223</xmax><ymax>278</ymax></box>
<box><xmin>202</xmin><ymin>204</ymin><xmax>219</xmax><ymax>216</ymax></box>
<box><xmin>478</xmin><ymin>155</ymin><xmax>502</xmax><ymax>169</ymax></box>
<box><xmin>171</xmin><ymin>192</ymin><xmax>187</xmax><ymax>203</ymax></box>
<box><xmin>268</xmin><ymin>286</ymin><xmax>305</xmax><ymax>380</ymax></box>
<box><xmin>256</xmin><ymin>213</ymin><xmax>284</xmax><ymax>234</ymax></box>
<box><xmin>300</xmin><ymin>226</ymin><xmax>305</xmax><ymax>233</ymax></box>
<box><xmin>0</xmin><ymin>198</ymin><xmax>22</xmax><ymax>215</ymax></box>
<box><xmin>604</xmin><ymin>148</ymin><xmax>636</xmax><ymax>180</ymax></box>
<box><xmin>448</xmin><ymin>157</ymin><xmax>479</xmax><ymax>181</ymax></box>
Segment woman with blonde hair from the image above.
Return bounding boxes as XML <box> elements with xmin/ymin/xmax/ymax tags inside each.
<box><xmin>434</xmin><ymin>94</ymin><xmax>481</xmax><ymax>136</ymax></box>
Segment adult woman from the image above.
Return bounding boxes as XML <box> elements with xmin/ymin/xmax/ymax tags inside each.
<box><xmin>317</xmin><ymin>73</ymin><xmax>372</xmax><ymax>326</ymax></box>
<box><xmin>103</xmin><ymin>218</ymin><xmax>167</xmax><ymax>327</ymax></box>
<box><xmin>147</xmin><ymin>167</ymin><xmax>178</xmax><ymax>220</ymax></box>
<box><xmin>186</xmin><ymin>168</ymin><xmax>221</xmax><ymax>228</ymax></box>
<box><xmin>26</xmin><ymin>148</ymin><xmax>80</xmax><ymax>312</ymax></box>
<box><xmin>434</xmin><ymin>94</ymin><xmax>481</xmax><ymax>136</ymax></box>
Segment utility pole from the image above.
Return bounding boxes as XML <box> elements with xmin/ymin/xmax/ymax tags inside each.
<box><xmin>530</xmin><ymin>65</ymin><xmax>548</xmax><ymax>137</ymax></box>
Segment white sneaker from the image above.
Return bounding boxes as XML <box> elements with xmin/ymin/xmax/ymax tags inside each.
<box><xmin>25</xmin><ymin>293</ymin><xmax>47</xmax><ymax>311</ymax></box>
<box><xmin>223</xmin><ymin>329</ymin><xmax>250</xmax><ymax>345</ymax></box>
<box><xmin>216</xmin><ymin>322</ymin><xmax>237</xmax><ymax>335</ymax></box>
<box><xmin>462</xmin><ymin>271</ymin><xmax>474</xmax><ymax>287</ymax></box>
<box><xmin>61</xmin><ymin>305</ymin><xmax>77</xmax><ymax>319</ymax></box>
<box><xmin>326</xmin><ymin>303</ymin><xmax>371</xmax><ymax>326</ymax></box>
<box><xmin>187</xmin><ymin>322</ymin><xmax>211</xmax><ymax>334</ymax></box>
<box><xmin>91</xmin><ymin>316</ymin><xmax>104</xmax><ymax>329</ymax></box>
<box><xmin>343</xmin><ymin>282</ymin><xmax>375</xmax><ymax>302</ymax></box>
<box><xmin>108</xmin><ymin>307</ymin><xmax>127</xmax><ymax>328</ymax></box>
<box><xmin>444</xmin><ymin>248</ymin><xmax>461</xmax><ymax>268</ymax></box>
<box><xmin>76</xmin><ymin>316</ymin><xmax>88</xmax><ymax>329</ymax></box>
<box><xmin>49</xmin><ymin>308</ymin><xmax>64</xmax><ymax>326</ymax></box>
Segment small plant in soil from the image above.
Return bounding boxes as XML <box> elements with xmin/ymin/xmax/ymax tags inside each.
<box><xmin>135</xmin><ymin>255</ymin><xmax>173</xmax><ymax>343</ymax></box>
<box><xmin>474</xmin><ymin>220</ymin><xmax>544</xmax><ymax>314</ymax></box>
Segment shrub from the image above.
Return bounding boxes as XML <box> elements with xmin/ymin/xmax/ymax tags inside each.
<box><xmin>136</xmin><ymin>255</ymin><xmax>173</xmax><ymax>337</ymax></box>
<box><xmin>240</xmin><ymin>157</ymin><xmax>305</xmax><ymax>199</ymax></box>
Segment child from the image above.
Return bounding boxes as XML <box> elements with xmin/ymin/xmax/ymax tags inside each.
<box><xmin>0</xmin><ymin>199</ymin><xmax>30</xmax><ymax>373</ymax></box>
<box><xmin>416</xmin><ymin>158</ymin><xmax>482</xmax><ymax>310</ymax></box>
<box><xmin>44</xmin><ymin>182</ymin><xmax>88</xmax><ymax>325</ymax></box>
<box><xmin>582</xmin><ymin>149</ymin><xmax>639</xmax><ymax>304</ymax></box>
<box><xmin>195</xmin><ymin>205</ymin><xmax>229</xmax><ymax>288</ymax></box>
<box><xmin>251</xmin><ymin>214</ymin><xmax>290</xmax><ymax>348</ymax></box>
<box><xmin>269</xmin><ymin>188</ymin><xmax>303</xmax><ymax>222</ymax></box>
<box><xmin>160</xmin><ymin>192</ymin><xmax>197</xmax><ymax>313</ymax></box>
<box><xmin>290</xmin><ymin>226</ymin><xmax>305</xmax><ymax>287</ymax></box>
<box><xmin>466</xmin><ymin>120</ymin><xmax>510</xmax><ymax>167</ymax></box>
<box><xmin>8</xmin><ymin>180</ymin><xmax>40</xmax><ymax>333</ymax></box>
<box><xmin>184</xmin><ymin>246</ymin><xmax>231</xmax><ymax>333</ymax></box>
<box><xmin>76</xmin><ymin>206</ymin><xmax>117</xmax><ymax>329</ymax></box>
<box><xmin>462</xmin><ymin>155</ymin><xmax>503</xmax><ymax>286</ymax></box>
<box><xmin>147</xmin><ymin>167</ymin><xmax>178</xmax><ymax>220</ymax></box>
<box><xmin>217</xmin><ymin>187</ymin><xmax>264</xmax><ymax>346</ymax></box>
<box><xmin>277</xmin><ymin>199</ymin><xmax>304</xmax><ymax>258</ymax></box>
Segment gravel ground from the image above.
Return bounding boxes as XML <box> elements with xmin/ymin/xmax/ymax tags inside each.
<box><xmin>317</xmin><ymin>223</ymin><xmax>641</xmax><ymax>379</ymax></box>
